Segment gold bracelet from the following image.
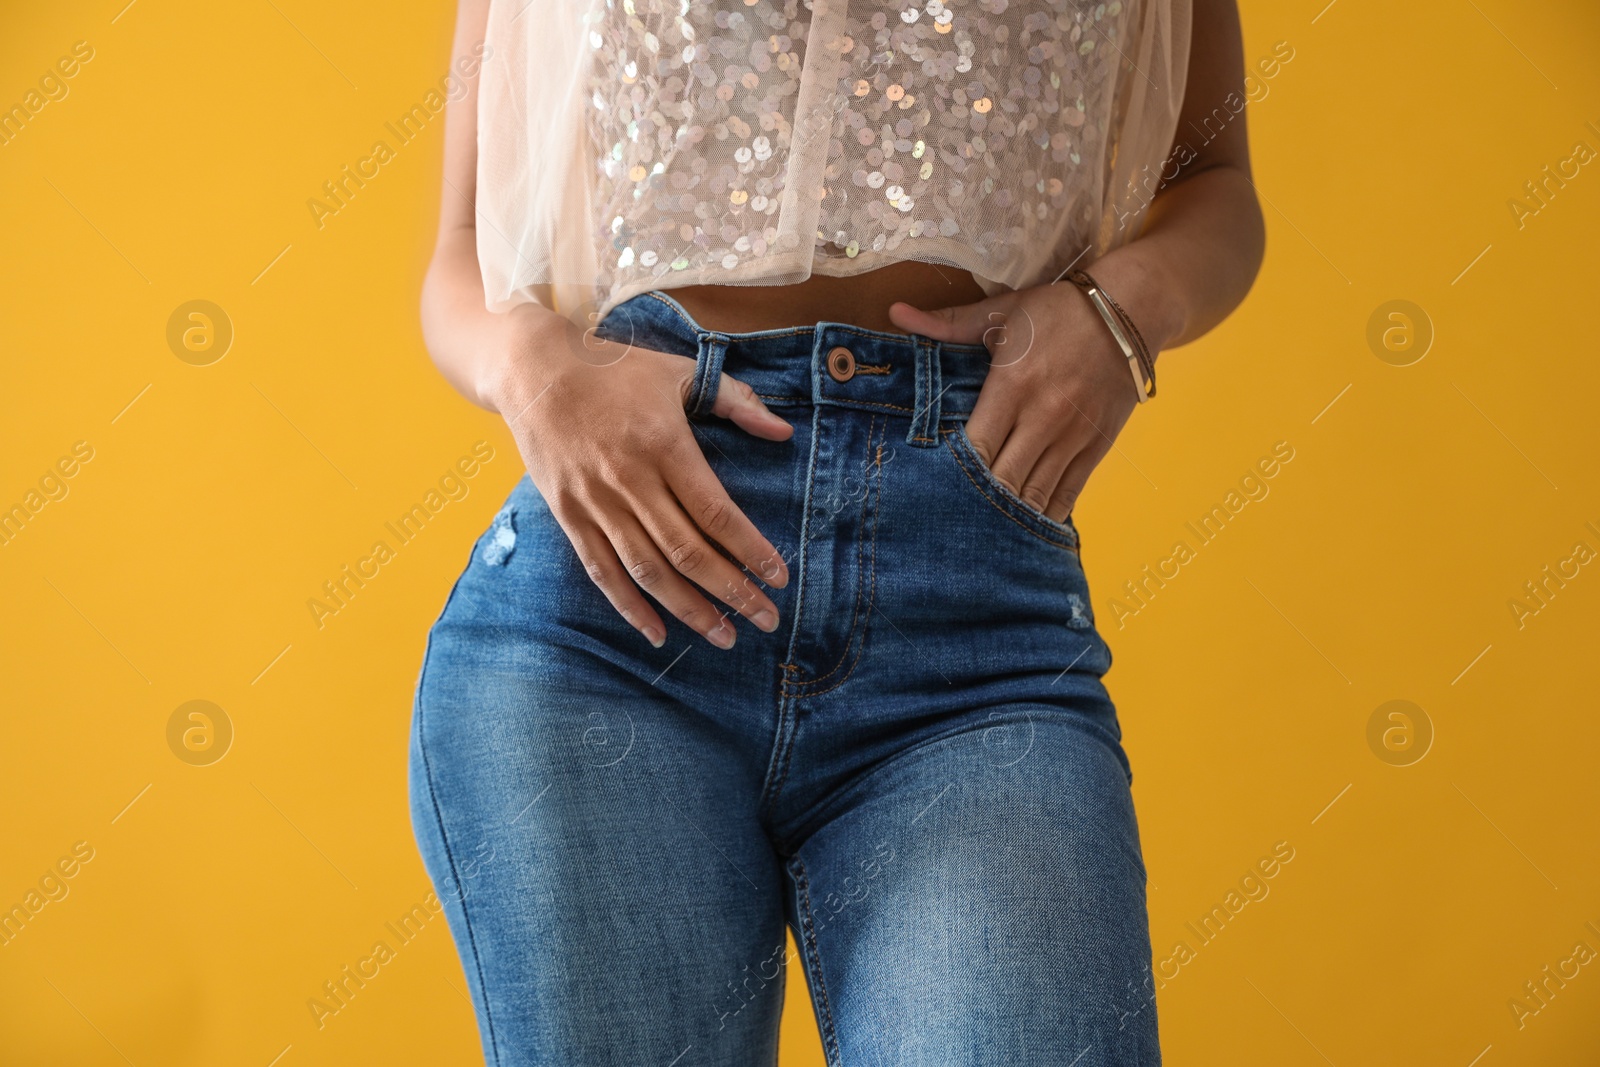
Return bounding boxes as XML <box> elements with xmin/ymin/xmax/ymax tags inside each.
<box><xmin>1095</xmin><ymin>278</ymin><xmax>1157</xmax><ymax>394</ymax></box>
<box><xmin>1068</xmin><ymin>269</ymin><xmax>1156</xmax><ymax>402</ymax></box>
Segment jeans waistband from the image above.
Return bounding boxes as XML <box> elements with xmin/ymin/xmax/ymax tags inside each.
<box><xmin>598</xmin><ymin>289</ymin><xmax>994</xmax><ymax>446</ymax></box>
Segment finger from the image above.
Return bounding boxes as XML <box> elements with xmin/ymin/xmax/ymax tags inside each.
<box><xmin>663</xmin><ymin>451</ymin><xmax>790</xmax><ymax>589</ymax></box>
<box><xmin>1046</xmin><ymin>446</ymin><xmax>1105</xmax><ymax>524</ymax></box>
<box><xmin>710</xmin><ymin>372</ymin><xmax>793</xmax><ymax>442</ymax></box>
<box><xmin>626</xmin><ymin>487</ymin><xmax>782</xmax><ymax>634</ymax></box>
<box><xmin>1015</xmin><ymin>437</ymin><xmax>1080</xmax><ymax>520</ymax></box>
<box><xmin>960</xmin><ymin>414</ymin><xmax>1006</xmax><ymax>473</ymax></box>
<box><xmin>961</xmin><ymin>384</ymin><xmax>1021</xmax><ymax>475</ymax></box>
<box><xmin>960</xmin><ymin>320</ymin><xmax>1036</xmax><ymax>453</ymax></box>
<box><xmin>887</xmin><ymin>297</ymin><xmax>1005</xmax><ymax>346</ymax></box>
<box><xmin>606</xmin><ymin>513</ymin><xmax>743</xmax><ymax>649</ymax></box>
<box><xmin>982</xmin><ymin>419</ymin><xmax>1044</xmax><ymax>495</ymax></box>
<box><xmin>565</xmin><ymin>517</ymin><xmax>667</xmax><ymax>647</ymax></box>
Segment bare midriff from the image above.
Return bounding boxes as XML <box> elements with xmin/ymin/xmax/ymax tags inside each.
<box><xmin>667</xmin><ymin>257</ymin><xmax>989</xmax><ymax>335</ymax></box>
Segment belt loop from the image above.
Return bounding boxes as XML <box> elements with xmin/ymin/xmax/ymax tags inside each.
<box><xmin>906</xmin><ymin>337</ymin><xmax>942</xmax><ymax>447</ymax></box>
<box><xmin>686</xmin><ymin>333</ymin><xmax>728</xmax><ymax>416</ymax></box>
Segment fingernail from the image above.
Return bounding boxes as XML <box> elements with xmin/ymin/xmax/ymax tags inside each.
<box><xmin>708</xmin><ymin>620</ymin><xmax>736</xmax><ymax>649</ymax></box>
<box><xmin>751</xmin><ymin>608</ymin><xmax>778</xmax><ymax>633</ymax></box>
<box><xmin>644</xmin><ymin>627</ymin><xmax>665</xmax><ymax>648</ymax></box>
<box><xmin>760</xmin><ymin>557</ymin><xmax>783</xmax><ymax>581</ymax></box>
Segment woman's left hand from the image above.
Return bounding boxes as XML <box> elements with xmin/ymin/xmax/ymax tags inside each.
<box><xmin>888</xmin><ymin>280</ymin><xmax>1147</xmax><ymax>525</ymax></box>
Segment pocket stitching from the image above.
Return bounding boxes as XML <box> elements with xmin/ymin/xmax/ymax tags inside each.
<box><xmin>943</xmin><ymin>424</ymin><xmax>1080</xmax><ymax>551</ymax></box>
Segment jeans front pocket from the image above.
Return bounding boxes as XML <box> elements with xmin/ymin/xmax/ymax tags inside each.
<box><xmin>942</xmin><ymin>422</ymin><xmax>1081</xmax><ymax>552</ymax></box>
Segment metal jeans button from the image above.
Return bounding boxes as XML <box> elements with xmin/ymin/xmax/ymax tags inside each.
<box><xmin>826</xmin><ymin>346</ymin><xmax>856</xmax><ymax>382</ymax></box>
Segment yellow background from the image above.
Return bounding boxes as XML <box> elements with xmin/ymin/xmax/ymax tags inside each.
<box><xmin>3</xmin><ymin>0</ymin><xmax>1599</xmax><ymax>1063</ymax></box>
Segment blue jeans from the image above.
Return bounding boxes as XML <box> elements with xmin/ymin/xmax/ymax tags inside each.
<box><xmin>409</xmin><ymin>290</ymin><xmax>1159</xmax><ymax>1066</ymax></box>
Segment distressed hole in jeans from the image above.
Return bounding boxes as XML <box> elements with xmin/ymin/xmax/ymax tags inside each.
<box><xmin>480</xmin><ymin>504</ymin><xmax>517</xmax><ymax>566</ymax></box>
<box><xmin>1067</xmin><ymin>592</ymin><xmax>1092</xmax><ymax>630</ymax></box>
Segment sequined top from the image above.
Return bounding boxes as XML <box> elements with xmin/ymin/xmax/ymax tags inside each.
<box><xmin>476</xmin><ymin>0</ymin><xmax>1190</xmax><ymax>323</ymax></box>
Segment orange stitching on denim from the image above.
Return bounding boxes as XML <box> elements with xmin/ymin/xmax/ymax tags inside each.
<box><xmin>790</xmin><ymin>416</ymin><xmax>880</xmax><ymax>690</ymax></box>
<box><xmin>642</xmin><ymin>290</ymin><xmax>701</xmax><ymax>333</ymax></box>
<box><xmin>413</xmin><ymin>570</ymin><xmax>504</xmax><ymax>1063</ymax></box>
<box><xmin>942</xmin><ymin>427</ymin><xmax>1079</xmax><ymax>552</ymax></box>
<box><xmin>791</xmin><ymin>857</ymin><xmax>843</xmax><ymax>1065</ymax></box>
<box><xmin>775</xmin><ymin>409</ymin><xmax>827</xmax><ymax>699</ymax></box>
<box><xmin>951</xmin><ymin>426</ymin><xmax>1078</xmax><ymax>538</ymax></box>
<box><xmin>766</xmin><ymin>705</ymin><xmax>800</xmax><ymax>805</ymax></box>
<box><xmin>792</xmin><ymin>485</ymin><xmax>880</xmax><ymax>698</ymax></box>
<box><xmin>791</xmin><ymin>432</ymin><xmax>883</xmax><ymax>699</ymax></box>
<box><xmin>852</xmin><ymin>362</ymin><xmax>891</xmax><ymax>375</ymax></box>
<box><xmin>816</xmin><ymin>398</ymin><xmax>915</xmax><ymax>413</ymax></box>
<box><xmin>831</xmin><ymin>324</ymin><xmax>899</xmax><ymax>341</ymax></box>
<box><xmin>725</xmin><ymin>327</ymin><xmax>813</xmax><ymax>340</ymax></box>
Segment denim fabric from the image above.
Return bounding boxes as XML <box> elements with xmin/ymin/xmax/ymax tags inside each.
<box><xmin>408</xmin><ymin>290</ymin><xmax>1159</xmax><ymax>1066</ymax></box>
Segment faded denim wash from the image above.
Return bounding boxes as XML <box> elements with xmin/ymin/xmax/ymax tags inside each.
<box><xmin>409</xmin><ymin>289</ymin><xmax>1159</xmax><ymax>1066</ymax></box>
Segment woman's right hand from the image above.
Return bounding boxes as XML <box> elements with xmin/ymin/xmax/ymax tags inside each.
<box><xmin>484</xmin><ymin>306</ymin><xmax>793</xmax><ymax>650</ymax></box>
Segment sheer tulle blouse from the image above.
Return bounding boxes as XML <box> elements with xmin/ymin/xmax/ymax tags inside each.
<box><xmin>476</xmin><ymin>0</ymin><xmax>1190</xmax><ymax>323</ymax></box>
